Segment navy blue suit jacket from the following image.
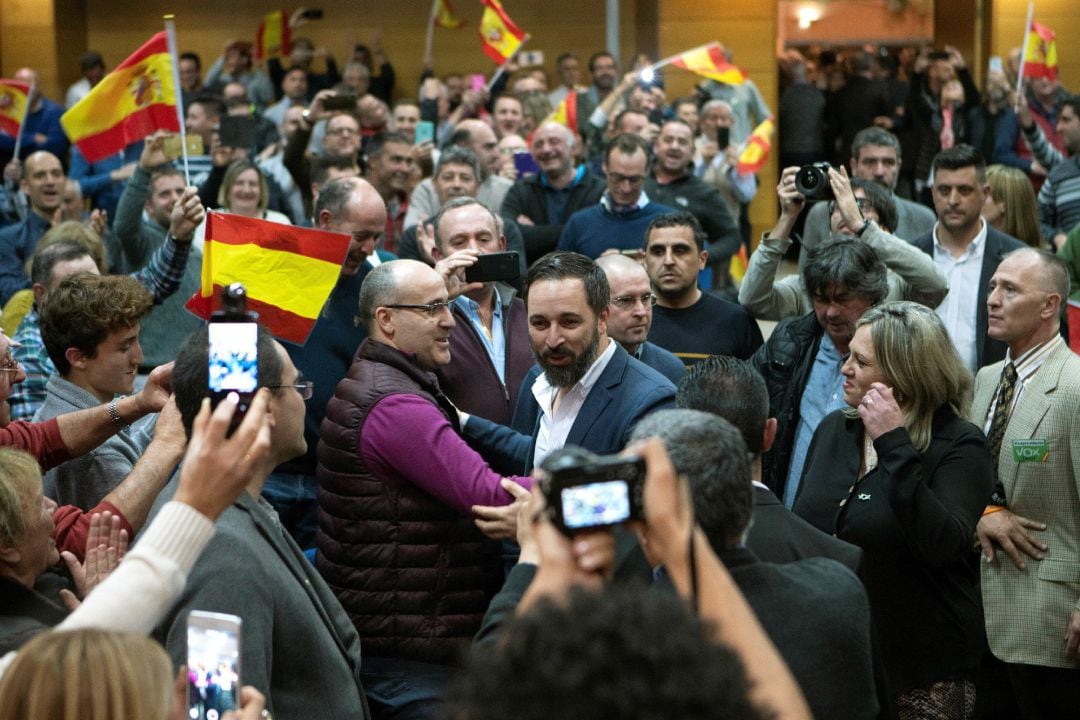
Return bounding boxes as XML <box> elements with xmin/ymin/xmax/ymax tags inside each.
<box><xmin>463</xmin><ymin>342</ymin><xmax>676</xmax><ymax>475</ymax></box>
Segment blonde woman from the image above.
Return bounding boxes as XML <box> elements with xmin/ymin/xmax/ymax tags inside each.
<box><xmin>983</xmin><ymin>164</ymin><xmax>1042</xmax><ymax>248</ymax></box>
<box><xmin>793</xmin><ymin>301</ymin><xmax>993</xmax><ymax>718</ymax></box>
<box><xmin>0</xmin><ymin>628</ymin><xmax>266</xmax><ymax>720</ymax></box>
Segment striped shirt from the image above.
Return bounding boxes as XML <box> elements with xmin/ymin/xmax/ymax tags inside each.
<box><xmin>1022</xmin><ymin>123</ymin><xmax>1080</xmax><ymax>243</ymax></box>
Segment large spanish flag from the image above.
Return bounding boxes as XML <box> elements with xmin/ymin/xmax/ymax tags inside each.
<box><xmin>0</xmin><ymin>80</ymin><xmax>31</xmax><ymax>137</ymax></box>
<box><xmin>1022</xmin><ymin>21</ymin><xmax>1058</xmax><ymax>81</ymax></box>
<box><xmin>256</xmin><ymin>10</ymin><xmax>292</xmax><ymax>63</ymax></box>
<box><xmin>671</xmin><ymin>42</ymin><xmax>746</xmax><ymax>86</ymax></box>
<box><xmin>737</xmin><ymin>118</ymin><xmax>774</xmax><ymax>174</ymax></box>
<box><xmin>186</xmin><ymin>212</ymin><xmax>352</xmax><ymax>345</ymax></box>
<box><xmin>479</xmin><ymin>0</ymin><xmax>526</xmax><ymax>65</ymax></box>
<box><xmin>61</xmin><ymin>32</ymin><xmax>179</xmax><ymax>164</ymax></box>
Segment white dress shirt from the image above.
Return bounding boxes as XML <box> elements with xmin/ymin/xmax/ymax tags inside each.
<box><xmin>531</xmin><ymin>338</ymin><xmax>617</xmax><ymax>468</ymax></box>
<box><xmin>932</xmin><ymin>218</ymin><xmax>988</xmax><ymax>372</ymax></box>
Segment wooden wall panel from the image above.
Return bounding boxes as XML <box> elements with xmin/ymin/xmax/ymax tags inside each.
<box><xmin>658</xmin><ymin>0</ymin><xmax>778</xmax><ymax>244</ymax></box>
<box><xmin>991</xmin><ymin>0</ymin><xmax>1078</xmax><ymax>89</ymax></box>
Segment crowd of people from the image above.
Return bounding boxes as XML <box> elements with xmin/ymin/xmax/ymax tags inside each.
<box><xmin>0</xmin><ymin>20</ymin><xmax>1077</xmax><ymax>720</ymax></box>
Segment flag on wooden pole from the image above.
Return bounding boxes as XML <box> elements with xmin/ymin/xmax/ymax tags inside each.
<box><xmin>186</xmin><ymin>212</ymin><xmax>352</xmax><ymax>345</ymax></box>
<box><xmin>60</xmin><ymin>32</ymin><xmax>179</xmax><ymax>164</ymax></box>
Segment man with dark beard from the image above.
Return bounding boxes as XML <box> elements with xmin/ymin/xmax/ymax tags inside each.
<box><xmin>460</xmin><ymin>251</ymin><xmax>676</xmax><ymax>475</ymax></box>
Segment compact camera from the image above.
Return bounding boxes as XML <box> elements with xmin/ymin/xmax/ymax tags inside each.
<box><xmin>539</xmin><ymin>446</ymin><xmax>646</xmax><ymax>536</ymax></box>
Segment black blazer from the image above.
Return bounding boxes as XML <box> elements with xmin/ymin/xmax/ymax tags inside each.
<box><xmin>747</xmin><ymin>485</ymin><xmax>863</xmax><ymax>575</ymax></box>
<box><xmin>793</xmin><ymin>406</ymin><xmax>993</xmax><ymax>694</ymax></box>
<box><xmin>910</xmin><ymin>225</ymin><xmax>1024</xmax><ymax>368</ymax></box>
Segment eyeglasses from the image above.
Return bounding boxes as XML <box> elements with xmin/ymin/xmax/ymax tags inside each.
<box><xmin>267</xmin><ymin>380</ymin><xmax>314</xmax><ymax>400</ymax></box>
<box><xmin>611</xmin><ymin>292</ymin><xmax>657</xmax><ymax>310</ymax></box>
<box><xmin>383</xmin><ymin>301</ymin><xmax>453</xmax><ymax>317</ymax></box>
<box><xmin>608</xmin><ymin>173</ymin><xmax>645</xmax><ymax>187</ymax></box>
<box><xmin>326</xmin><ymin>126</ymin><xmax>359</xmax><ymax>137</ymax></box>
<box><xmin>828</xmin><ymin>198</ymin><xmax>874</xmax><ymax>215</ymax></box>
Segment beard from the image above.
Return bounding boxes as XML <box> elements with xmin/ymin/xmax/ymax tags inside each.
<box><xmin>536</xmin><ymin>326</ymin><xmax>601</xmax><ymax>389</ymax></box>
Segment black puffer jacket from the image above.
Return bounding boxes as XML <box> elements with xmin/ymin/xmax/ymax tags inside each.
<box><xmin>752</xmin><ymin>312</ymin><xmax>824</xmax><ymax>499</ymax></box>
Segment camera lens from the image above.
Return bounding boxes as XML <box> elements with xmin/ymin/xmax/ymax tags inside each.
<box><xmin>797</xmin><ymin>167</ymin><xmax>820</xmax><ymax>188</ymax></box>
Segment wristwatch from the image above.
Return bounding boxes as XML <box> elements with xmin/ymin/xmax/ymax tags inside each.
<box><xmin>856</xmin><ymin>218</ymin><xmax>872</xmax><ymax>237</ymax></box>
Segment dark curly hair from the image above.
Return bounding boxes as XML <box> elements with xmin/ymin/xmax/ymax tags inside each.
<box><xmin>447</xmin><ymin>585</ymin><xmax>767</xmax><ymax>720</ymax></box>
<box><xmin>40</xmin><ymin>274</ymin><xmax>153</xmax><ymax>375</ymax></box>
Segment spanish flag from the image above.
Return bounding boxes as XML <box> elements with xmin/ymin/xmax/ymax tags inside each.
<box><xmin>1022</xmin><ymin>21</ymin><xmax>1058</xmax><ymax>81</ymax></box>
<box><xmin>186</xmin><ymin>213</ymin><xmax>352</xmax><ymax>345</ymax></box>
<box><xmin>256</xmin><ymin>10</ymin><xmax>292</xmax><ymax>63</ymax></box>
<box><xmin>61</xmin><ymin>32</ymin><xmax>179</xmax><ymax>165</ymax></box>
<box><xmin>737</xmin><ymin>118</ymin><xmax>774</xmax><ymax>174</ymax></box>
<box><xmin>434</xmin><ymin>0</ymin><xmax>465</xmax><ymax>29</ymax></box>
<box><xmin>671</xmin><ymin>42</ymin><xmax>746</xmax><ymax>86</ymax></box>
<box><xmin>547</xmin><ymin>90</ymin><xmax>578</xmax><ymax>130</ymax></box>
<box><xmin>0</xmin><ymin>80</ymin><xmax>31</xmax><ymax>138</ymax></box>
<box><xmin>479</xmin><ymin>0</ymin><xmax>526</xmax><ymax>65</ymax></box>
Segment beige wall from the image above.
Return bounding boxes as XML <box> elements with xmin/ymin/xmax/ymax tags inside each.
<box><xmin>991</xmin><ymin>0</ymin><xmax>1078</xmax><ymax>87</ymax></box>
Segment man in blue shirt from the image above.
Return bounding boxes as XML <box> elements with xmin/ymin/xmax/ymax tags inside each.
<box><xmin>557</xmin><ymin>134</ymin><xmax>674</xmax><ymax>258</ymax></box>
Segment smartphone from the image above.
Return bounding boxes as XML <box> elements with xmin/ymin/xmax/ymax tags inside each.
<box><xmin>219</xmin><ymin>116</ymin><xmax>256</xmax><ymax>150</ymax></box>
<box><xmin>300</xmin><ymin>8</ymin><xmax>324</xmax><ymax>20</ymax></box>
<box><xmin>540</xmin><ymin>446</ymin><xmax>646</xmax><ymax>535</ymax></box>
<box><xmin>208</xmin><ymin>284</ymin><xmax>259</xmax><ymax>434</ymax></box>
<box><xmin>513</xmin><ymin>151</ymin><xmax>539</xmax><ymax>177</ymax></box>
<box><xmin>988</xmin><ymin>56</ymin><xmax>1003</xmax><ymax>74</ymax></box>
<box><xmin>323</xmin><ymin>93</ymin><xmax>358</xmax><ymax>111</ymax></box>
<box><xmin>464</xmin><ymin>251</ymin><xmax>520</xmax><ymax>284</ymax></box>
<box><xmin>187</xmin><ymin>611</ymin><xmax>241</xmax><ymax>719</ymax></box>
<box><xmin>715</xmin><ymin>126</ymin><xmax>730</xmax><ymax>149</ymax></box>
<box><xmin>469</xmin><ymin>73</ymin><xmax>486</xmax><ymax>93</ymax></box>
<box><xmin>163</xmin><ymin>135</ymin><xmax>204</xmax><ymax>160</ymax></box>
<box><xmin>414</xmin><ymin>120</ymin><xmax>435</xmax><ymax>145</ymax></box>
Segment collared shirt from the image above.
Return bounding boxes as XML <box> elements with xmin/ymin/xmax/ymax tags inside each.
<box><xmin>532</xmin><ymin>338</ymin><xmax>617</xmax><ymax>468</ymax></box>
<box><xmin>543</xmin><ymin>164</ymin><xmax>587</xmax><ymax>224</ymax></box>
<box><xmin>784</xmin><ymin>332</ymin><xmax>847</xmax><ymax>507</ymax></box>
<box><xmin>599</xmin><ymin>189</ymin><xmax>650</xmax><ymax>215</ymax></box>
<box><xmin>454</xmin><ymin>292</ymin><xmax>506</xmax><ymax>382</ymax></box>
<box><xmin>932</xmin><ymin>218</ymin><xmax>988</xmax><ymax>372</ymax></box>
<box><xmin>982</xmin><ymin>335</ymin><xmax>1064</xmax><ymax>432</ymax></box>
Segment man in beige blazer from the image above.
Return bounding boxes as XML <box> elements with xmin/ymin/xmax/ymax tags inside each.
<box><xmin>973</xmin><ymin>247</ymin><xmax>1080</xmax><ymax>718</ymax></box>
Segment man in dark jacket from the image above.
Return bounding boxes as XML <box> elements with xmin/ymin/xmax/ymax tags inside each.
<box><xmin>645</xmin><ymin>120</ymin><xmax>740</xmax><ymax>275</ymax></box>
<box><xmin>752</xmin><ymin>240</ymin><xmax>888</xmax><ymax>505</ymax></box>
<box><xmin>500</xmin><ymin>121</ymin><xmax>604</xmax><ymax>264</ymax></box>
<box><xmin>431</xmin><ymin>197</ymin><xmax>533</xmax><ymax>426</ymax></box>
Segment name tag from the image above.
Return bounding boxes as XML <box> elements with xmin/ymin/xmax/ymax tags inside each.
<box><xmin>1012</xmin><ymin>439</ymin><xmax>1049</xmax><ymax>463</ymax></box>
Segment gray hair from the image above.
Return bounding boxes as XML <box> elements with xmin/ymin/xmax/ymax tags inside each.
<box><xmin>802</xmin><ymin>238</ymin><xmax>889</xmax><ymax>306</ymax></box>
<box><xmin>429</xmin><ymin>196</ymin><xmax>499</xmax><ymax>251</ymax></box>
<box><xmin>357</xmin><ymin>261</ymin><xmax>401</xmax><ymax>332</ymax></box>
<box><xmin>314</xmin><ymin>176</ymin><xmax>363</xmax><ymax>224</ymax></box>
<box><xmin>630</xmin><ymin>409</ymin><xmax>753</xmax><ymax>549</ymax></box>
<box><xmin>435</xmin><ymin>146</ymin><xmax>482</xmax><ymax>181</ymax></box>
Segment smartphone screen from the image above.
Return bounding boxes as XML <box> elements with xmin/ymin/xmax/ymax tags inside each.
<box><xmin>187</xmin><ymin>611</ymin><xmax>241</xmax><ymax>719</ymax></box>
<box><xmin>208</xmin><ymin>323</ymin><xmax>258</xmax><ymax>394</ymax></box>
<box><xmin>716</xmin><ymin>126</ymin><xmax>730</xmax><ymax>149</ymax></box>
<box><xmin>415</xmin><ymin>120</ymin><xmax>435</xmax><ymax>145</ymax></box>
<box><xmin>470</xmin><ymin>73</ymin><xmax>486</xmax><ymax>93</ymax></box>
<box><xmin>513</xmin><ymin>151</ymin><xmax>539</xmax><ymax>177</ymax></box>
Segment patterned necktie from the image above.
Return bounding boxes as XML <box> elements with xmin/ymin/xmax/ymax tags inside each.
<box><xmin>985</xmin><ymin>363</ymin><xmax>1018</xmax><ymax>477</ymax></box>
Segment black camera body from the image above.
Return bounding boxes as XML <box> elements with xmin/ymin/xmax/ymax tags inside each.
<box><xmin>795</xmin><ymin>162</ymin><xmax>834</xmax><ymax>201</ymax></box>
<box><xmin>539</xmin><ymin>446</ymin><xmax>646</xmax><ymax>536</ymax></box>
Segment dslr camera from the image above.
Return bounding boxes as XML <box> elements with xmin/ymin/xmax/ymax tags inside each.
<box><xmin>795</xmin><ymin>162</ymin><xmax>834</xmax><ymax>201</ymax></box>
<box><xmin>539</xmin><ymin>446</ymin><xmax>646</xmax><ymax>536</ymax></box>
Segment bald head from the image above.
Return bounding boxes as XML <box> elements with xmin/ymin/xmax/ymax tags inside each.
<box><xmin>455</xmin><ymin>119</ymin><xmax>499</xmax><ymax>176</ymax></box>
<box><xmin>596</xmin><ymin>254</ymin><xmax>654</xmax><ymax>353</ymax></box>
<box><xmin>987</xmin><ymin>247</ymin><xmax>1069</xmax><ymax>355</ymax></box>
<box><xmin>359</xmin><ymin>259</ymin><xmax>455</xmax><ymax>369</ymax></box>
<box><xmin>316</xmin><ymin>177</ymin><xmax>388</xmax><ymax>277</ymax></box>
